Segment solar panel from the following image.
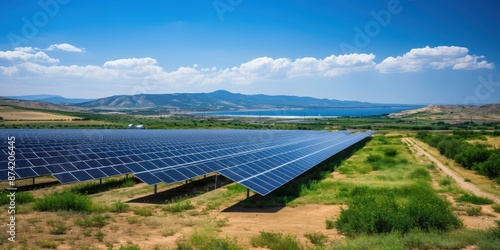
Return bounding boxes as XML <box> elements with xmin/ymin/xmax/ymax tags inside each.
<box><xmin>0</xmin><ymin>129</ymin><xmax>374</xmax><ymax>195</ymax></box>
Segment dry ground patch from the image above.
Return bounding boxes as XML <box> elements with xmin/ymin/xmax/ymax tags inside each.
<box><xmin>0</xmin><ymin>106</ymin><xmax>81</xmax><ymax>121</ymax></box>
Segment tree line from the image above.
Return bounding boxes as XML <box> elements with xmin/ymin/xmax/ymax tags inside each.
<box><xmin>416</xmin><ymin>131</ymin><xmax>500</xmax><ymax>181</ymax></box>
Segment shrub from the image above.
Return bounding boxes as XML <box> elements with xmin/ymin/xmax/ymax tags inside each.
<box><xmin>335</xmin><ymin>185</ymin><xmax>461</xmax><ymax>236</ymax></box>
<box><xmin>408</xmin><ymin>168</ymin><xmax>431</xmax><ymax>180</ymax></box>
<box><xmin>325</xmin><ymin>218</ymin><xmax>335</xmax><ymax>229</ymax></box>
<box><xmin>47</xmin><ymin>220</ymin><xmax>67</xmax><ymax>235</ymax></box>
<box><xmin>119</xmin><ymin>243</ymin><xmax>141</xmax><ymax>250</ymax></box>
<box><xmin>492</xmin><ymin>204</ymin><xmax>500</xmax><ymax>213</ymax></box>
<box><xmin>176</xmin><ymin>229</ymin><xmax>245</xmax><ymax>250</ymax></box>
<box><xmin>134</xmin><ymin>207</ymin><xmax>153</xmax><ymax>216</ymax></box>
<box><xmin>0</xmin><ymin>191</ymin><xmax>35</xmax><ymax>205</ymax></box>
<box><xmin>304</xmin><ymin>232</ymin><xmax>328</xmax><ymax>247</ymax></box>
<box><xmin>163</xmin><ymin>198</ymin><xmax>195</xmax><ymax>213</ymax></box>
<box><xmin>465</xmin><ymin>206</ymin><xmax>482</xmax><ymax>216</ymax></box>
<box><xmin>438</xmin><ymin>176</ymin><xmax>453</xmax><ymax>186</ymax></box>
<box><xmin>75</xmin><ymin>214</ymin><xmax>109</xmax><ymax>228</ymax></box>
<box><xmin>34</xmin><ymin>191</ymin><xmax>93</xmax><ymax>212</ymax></box>
<box><xmin>366</xmin><ymin>154</ymin><xmax>382</xmax><ymax>163</ymax></box>
<box><xmin>456</xmin><ymin>194</ymin><xmax>494</xmax><ymax>205</ymax></box>
<box><xmin>384</xmin><ymin>148</ymin><xmax>398</xmax><ymax>157</ymax></box>
<box><xmin>111</xmin><ymin>200</ymin><xmax>130</xmax><ymax>213</ymax></box>
<box><xmin>251</xmin><ymin>231</ymin><xmax>302</xmax><ymax>250</ymax></box>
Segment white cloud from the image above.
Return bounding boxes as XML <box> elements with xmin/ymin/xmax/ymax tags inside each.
<box><xmin>376</xmin><ymin>46</ymin><xmax>494</xmax><ymax>73</ymax></box>
<box><xmin>46</xmin><ymin>43</ymin><xmax>85</xmax><ymax>53</ymax></box>
<box><xmin>0</xmin><ymin>48</ymin><xmax>59</xmax><ymax>64</ymax></box>
<box><xmin>0</xmin><ymin>45</ymin><xmax>495</xmax><ymax>92</ymax></box>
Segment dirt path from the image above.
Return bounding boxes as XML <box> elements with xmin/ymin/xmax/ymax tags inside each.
<box><xmin>403</xmin><ymin>138</ymin><xmax>498</xmax><ymax>203</ymax></box>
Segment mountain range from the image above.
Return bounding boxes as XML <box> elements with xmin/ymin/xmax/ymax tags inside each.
<box><xmin>3</xmin><ymin>90</ymin><xmax>414</xmax><ymax>111</ymax></box>
<box><xmin>75</xmin><ymin>90</ymin><xmax>406</xmax><ymax>110</ymax></box>
<box><xmin>3</xmin><ymin>95</ymin><xmax>95</xmax><ymax>104</ymax></box>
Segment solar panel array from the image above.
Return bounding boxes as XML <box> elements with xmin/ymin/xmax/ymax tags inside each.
<box><xmin>1</xmin><ymin>129</ymin><xmax>374</xmax><ymax>195</ymax></box>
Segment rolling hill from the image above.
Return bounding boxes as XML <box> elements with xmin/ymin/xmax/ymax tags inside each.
<box><xmin>76</xmin><ymin>90</ymin><xmax>400</xmax><ymax>110</ymax></box>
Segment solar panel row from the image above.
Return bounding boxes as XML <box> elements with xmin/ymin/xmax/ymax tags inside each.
<box><xmin>0</xmin><ymin>129</ymin><xmax>373</xmax><ymax>195</ymax></box>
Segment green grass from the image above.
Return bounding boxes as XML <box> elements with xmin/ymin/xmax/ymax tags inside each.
<box><xmin>335</xmin><ymin>184</ymin><xmax>462</xmax><ymax>236</ymax></box>
<box><xmin>325</xmin><ymin>218</ymin><xmax>335</xmax><ymax>229</ymax></box>
<box><xmin>0</xmin><ymin>191</ymin><xmax>35</xmax><ymax>205</ymax></box>
<box><xmin>134</xmin><ymin>207</ymin><xmax>153</xmax><ymax>216</ymax></box>
<box><xmin>68</xmin><ymin>177</ymin><xmax>140</xmax><ymax>195</ymax></box>
<box><xmin>33</xmin><ymin>191</ymin><xmax>93</xmax><ymax>212</ymax></box>
<box><xmin>328</xmin><ymin>228</ymin><xmax>500</xmax><ymax>250</ymax></box>
<box><xmin>163</xmin><ymin>197</ymin><xmax>195</xmax><ymax>213</ymax></box>
<box><xmin>465</xmin><ymin>206</ymin><xmax>482</xmax><ymax>216</ymax></box>
<box><xmin>176</xmin><ymin>228</ymin><xmax>245</xmax><ymax>250</ymax></box>
<box><xmin>251</xmin><ymin>231</ymin><xmax>302</xmax><ymax>250</ymax></box>
<box><xmin>438</xmin><ymin>176</ymin><xmax>454</xmax><ymax>186</ymax></box>
<box><xmin>47</xmin><ymin>220</ymin><xmax>68</xmax><ymax>235</ymax></box>
<box><xmin>75</xmin><ymin>214</ymin><xmax>110</xmax><ymax>228</ymax></box>
<box><xmin>110</xmin><ymin>200</ymin><xmax>130</xmax><ymax>213</ymax></box>
<box><xmin>456</xmin><ymin>194</ymin><xmax>494</xmax><ymax>205</ymax></box>
<box><xmin>118</xmin><ymin>243</ymin><xmax>141</xmax><ymax>250</ymax></box>
<box><xmin>492</xmin><ymin>204</ymin><xmax>500</xmax><ymax>213</ymax></box>
<box><xmin>304</xmin><ymin>232</ymin><xmax>328</xmax><ymax>247</ymax></box>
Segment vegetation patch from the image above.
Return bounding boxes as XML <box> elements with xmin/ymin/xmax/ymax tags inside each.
<box><xmin>176</xmin><ymin>228</ymin><xmax>245</xmax><ymax>250</ymax></box>
<box><xmin>335</xmin><ymin>185</ymin><xmax>461</xmax><ymax>236</ymax></box>
<box><xmin>304</xmin><ymin>232</ymin><xmax>328</xmax><ymax>247</ymax></box>
<box><xmin>251</xmin><ymin>231</ymin><xmax>302</xmax><ymax>250</ymax></box>
<box><xmin>33</xmin><ymin>191</ymin><xmax>93</xmax><ymax>212</ymax></box>
<box><xmin>456</xmin><ymin>194</ymin><xmax>494</xmax><ymax>205</ymax></box>
<box><xmin>163</xmin><ymin>197</ymin><xmax>195</xmax><ymax>213</ymax></box>
<box><xmin>0</xmin><ymin>191</ymin><xmax>35</xmax><ymax>205</ymax></box>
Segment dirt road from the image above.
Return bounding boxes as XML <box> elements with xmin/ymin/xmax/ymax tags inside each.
<box><xmin>403</xmin><ymin>138</ymin><xmax>498</xmax><ymax>203</ymax></box>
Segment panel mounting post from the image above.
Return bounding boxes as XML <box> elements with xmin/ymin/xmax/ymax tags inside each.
<box><xmin>154</xmin><ymin>184</ymin><xmax>157</xmax><ymax>195</ymax></box>
<box><xmin>214</xmin><ymin>173</ymin><xmax>218</xmax><ymax>189</ymax></box>
<box><xmin>99</xmin><ymin>178</ymin><xmax>102</xmax><ymax>185</ymax></box>
<box><xmin>32</xmin><ymin>177</ymin><xmax>35</xmax><ymax>185</ymax></box>
<box><xmin>246</xmin><ymin>188</ymin><xmax>250</xmax><ymax>199</ymax></box>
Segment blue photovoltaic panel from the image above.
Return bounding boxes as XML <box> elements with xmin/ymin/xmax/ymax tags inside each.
<box><xmin>0</xmin><ymin>129</ymin><xmax>373</xmax><ymax>195</ymax></box>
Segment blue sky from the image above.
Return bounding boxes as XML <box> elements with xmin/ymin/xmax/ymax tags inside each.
<box><xmin>1</xmin><ymin>0</ymin><xmax>499</xmax><ymax>104</ymax></box>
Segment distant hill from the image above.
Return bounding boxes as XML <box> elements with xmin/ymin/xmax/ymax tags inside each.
<box><xmin>77</xmin><ymin>90</ymin><xmax>400</xmax><ymax>110</ymax></box>
<box><xmin>0</xmin><ymin>97</ymin><xmax>86</xmax><ymax>112</ymax></box>
<box><xmin>3</xmin><ymin>95</ymin><xmax>95</xmax><ymax>104</ymax></box>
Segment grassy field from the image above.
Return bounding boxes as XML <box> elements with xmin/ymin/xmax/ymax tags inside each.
<box><xmin>0</xmin><ymin>106</ymin><xmax>81</xmax><ymax>121</ymax></box>
<box><xmin>0</xmin><ymin>134</ymin><xmax>499</xmax><ymax>249</ymax></box>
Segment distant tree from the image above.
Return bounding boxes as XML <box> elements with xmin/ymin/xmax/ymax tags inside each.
<box><xmin>475</xmin><ymin>152</ymin><xmax>500</xmax><ymax>179</ymax></box>
<box><xmin>454</xmin><ymin>144</ymin><xmax>491</xmax><ymax>169</ymax></box>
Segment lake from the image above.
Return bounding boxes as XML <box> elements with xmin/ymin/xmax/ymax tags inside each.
<box><xmin>192</xmin><ymin>105</ymin><xmax>425</xmax><ymax>118</ymax></box>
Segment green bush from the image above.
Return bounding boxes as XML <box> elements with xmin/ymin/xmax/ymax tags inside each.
<box><xmin>304</xmin><ymin>232</ymin><xmax>328</xmax><ymax>247</ymax></box>
<box><xmin>465</xmin><ymin>206</ymin><xmax>482</xmax><ymax>216</ymax></box>
<box><xmin>408</xmin><ymin>168</ymin><xmax>431</xmax><ymax>180</ymax></box>
<box><xmin>251</xmin><ymin>231</ymin><xmax>302</xmax><ymax>250</ymax></box>
<box><xmin>163</xmin><ymin>197</ymin><xmax>195</xmax><ymax>213</ymax></box>
<box><xmin>118</xmin><ymin>243</ymin><xmax>141</xmax><ymax>250</ymax></box>
<box><xmin>492</xmin><ymin>204</ymin><xmax>500</xmax><ymax>213</ymax></box>
<box><xmin>0</xmin><ymin>191</ymin><xmax>35</xmax><ymax>205</ymax></box>
<box><xmin>34</xmin><ymin>191</ymin><xmax>93</xmax><ymax>212</ymax></box>
<box><xmin>335</xmin><ymin>185</ymin><xmax>461</xmax><ymax>236</ymax></box>
<box><xmin>75</xmin><ymin>214</ymin><xmax>109</xmax><ymax>228</ymax></box>
<box><xmin>111</xmin><ymin>200</ymin><xmax>130</xmax><ymax>213</ymax></box>
<box><xmin>438</xmin><ymin>176</ymin><xmax>453</xmax><ymax>186</ymax></box>
<box><xmin>456</xmin><ymin>194</ymin><xmax>494</xmax><ymax>205</ymax></box>
<box><xmin>134</xmin><ymin>207</ymin><xmax>153</xmax><ymax>216</ymax></box>
<box><xmin>384</xmin><ymin>148</ymin><xmax>398</xmax><ymax>157</ymax></box>
<box><xmin>366</xmin><ymin>154</ymin><xmax>382</xmax><ymax>163</ymax></box>
<box><xmin>325</xmin><ymin>218</ymin><xmax>335</xmax><ymax>229</ymax></box>
<box><xmin>176</xmin><ymin>229</ymin><xmax>245</xmax><ymax>250</ymax></box>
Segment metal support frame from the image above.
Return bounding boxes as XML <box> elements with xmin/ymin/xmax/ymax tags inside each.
<box><xmin>246</xmin><ymin>188</ymin><xmax>250</xmax><ymax>199</ymax></box>
<box><xmin>154</xmin><ymin>184</ymin><xmax>157</xmax><ymax>195</ymax></box>
<box><xmin>214</xmin><ymin>173</ymin><xmax>218</xmax><ymax>189</ymax></box>
<box><xmin>32</xmin><ymin>177</ymin><xmax>35</xmax><ymax>185</ymax></box>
